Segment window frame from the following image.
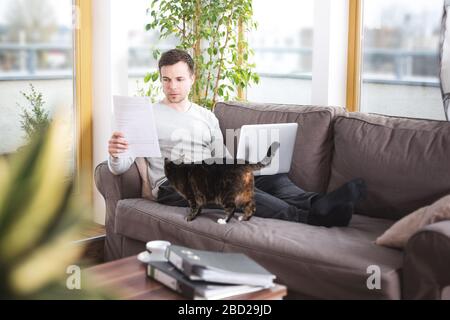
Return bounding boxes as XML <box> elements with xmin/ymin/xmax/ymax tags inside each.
<box><xmin>346</xmin><ymin>0</ymin><xmax>363</xmax><ymax>112</ymax></box>
<box><xmin>74</xmin><ymin>0</ymin><xmax>93</xmax><ymax>203</ymax></box>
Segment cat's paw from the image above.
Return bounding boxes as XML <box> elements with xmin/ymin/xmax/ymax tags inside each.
<box><xmin>217</xmin><ymin>218</ymin><xmax>227</xmax><ymax>225</ymax></box>
<box><xmin>238</xmin><ymin>216</ymin><xmax>244</xmax><ymax>221</ymax></box>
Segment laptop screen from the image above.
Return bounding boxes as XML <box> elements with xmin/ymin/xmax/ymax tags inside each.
<box><xmin>236</xmin><ymin>123</ymin><xmax>298</xmax><ymax>176</ymax></box>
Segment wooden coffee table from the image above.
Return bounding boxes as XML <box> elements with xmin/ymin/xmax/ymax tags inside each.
<box><xmin>85</xmin><ymin>255</ymin><xmax>287</xmax><ymax>300</ymax></box>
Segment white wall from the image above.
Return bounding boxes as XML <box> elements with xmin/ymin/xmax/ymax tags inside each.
<box><xmin>312</xmin><ymin>0</ymin><xmax>349</xmax><ymax>107</ymax></box>
<box><xmin>92</xmin><ymin>0</ymin><xmax>129</xmax><ymax>224</ymax></box>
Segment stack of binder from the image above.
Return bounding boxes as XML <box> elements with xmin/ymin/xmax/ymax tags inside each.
<box><xmin>146</xmin><ymin>245</ymin><xmax>276</xmax><ymax>300</ymax></box>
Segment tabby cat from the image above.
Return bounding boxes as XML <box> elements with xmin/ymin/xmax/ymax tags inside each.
<box><xmin>164</xmin><ymin>142</ymin><xmax>280</xmax><ymax>224</ymax></box>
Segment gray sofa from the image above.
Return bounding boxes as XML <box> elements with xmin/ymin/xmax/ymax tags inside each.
<box><xmin>95</xmin><ymin>102</ymin><xmax>450</xmax><ymax>300</ymax></box>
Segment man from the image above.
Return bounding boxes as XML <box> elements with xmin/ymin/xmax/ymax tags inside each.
<box><xmin>108</xmin><ymin>49</ymin><xmax>366</xmax><ymax>227</ymax></box>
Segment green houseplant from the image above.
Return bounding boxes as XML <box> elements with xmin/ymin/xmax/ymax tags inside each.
<box><xmin>0</xmin><ymin>116</ymin><xmax>106</xmax><ymax>299</ymax></box>
<box><xmin>144</xmin><ymin>0</ymin><xmax>259</xmax><ymax>110</ymax></box>
<box><xmin>18</xmin><ymin>84</ymin><xmax>50</xmax><ymax>141</ymax></box>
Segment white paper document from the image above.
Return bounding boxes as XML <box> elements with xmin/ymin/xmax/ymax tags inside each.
<box><xmin>113</xmin><ymin>95</ymin><xmax>161</xmax><ymax>158</ymax></box>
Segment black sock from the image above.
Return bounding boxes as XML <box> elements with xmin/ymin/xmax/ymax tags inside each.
<box><xmin>308</xmin><ymin>203</ymin><xmax>354</xmax><ymax>227</ymax></box>
<box><xmin>307</xmin><ymin>178</ymin><xmax>367</xmax><ymax>227</ymax></box>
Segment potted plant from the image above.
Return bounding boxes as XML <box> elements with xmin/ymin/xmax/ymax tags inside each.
<box><xmin>143</xmin><ymin>0</ymin><xmax>259</xmax><ymax>110</ymax></box>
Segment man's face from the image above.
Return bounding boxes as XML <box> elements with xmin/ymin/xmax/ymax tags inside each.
<box><xmin>160</xmin><ymin>61</ymin><xmax>194</xmax><ymax>104</ymax></box>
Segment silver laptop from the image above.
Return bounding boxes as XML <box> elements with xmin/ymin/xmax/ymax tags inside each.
<box><xmin>236</xmin><ymin>123</ymin><xmax>298</xmax><ymax>176</ymax></box>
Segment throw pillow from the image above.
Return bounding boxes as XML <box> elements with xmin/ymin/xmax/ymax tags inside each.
<box><xmin>376</xmin><ymin>194</ymin><xmax>450</xmax><ymax>249</ymax></box>
<box><xmin>135</xmin><ymin>157</ymin><xmax>154</xmax><ymax>201</ymax></box>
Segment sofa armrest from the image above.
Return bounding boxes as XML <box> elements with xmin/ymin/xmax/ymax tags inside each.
<box><xmin>94</xmin><ymin>161</ymin><xmax>142</xmax><ymax>261</ymax></box>
<box><xmin>403</xmin><ymin>220</ymin><xmax>450</xmax><ymax>300</ymax></box>
<box><xmin>94</xmin><ymin>161</ymin><xmax>142</xmax><ymax>201</ymax></box>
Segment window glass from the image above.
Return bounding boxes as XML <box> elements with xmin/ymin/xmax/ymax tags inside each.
<box><xmin>247</xmin><ymin>0</ymin><xmax>314</xmax><ymax>104</ymax></box>
<box><xmin>361</xmin><ymin>0</ymin><xmax>445</xmax><ymax>120</ymax></box>
<box><xmin>0</xmin><ymin>0</ymin><xmax>75</xmax><ymax>162</ymax></box>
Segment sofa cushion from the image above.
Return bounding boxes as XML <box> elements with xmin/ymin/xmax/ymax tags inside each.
<box><xmin>115</xmin><ymin>199</ymin><xmax>403</xmax><ymax>299</ymax></box>
<box><xmin>214</xmin><ymin>102</ymin><xmax>345</xmax><ymax>193</ymax></box>
<box><xmin>328</xmin><ymin>113</ymin><xmax>450</xmax><ymax>220</ymax></box>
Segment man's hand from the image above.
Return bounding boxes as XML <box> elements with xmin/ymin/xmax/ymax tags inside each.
<box><xmin>108</xmin><ymin>132</ymin><xmax>129</xmax><ymax>158</ymax></box>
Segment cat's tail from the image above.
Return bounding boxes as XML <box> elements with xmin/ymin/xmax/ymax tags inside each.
<box><xmin>249</xmin><ymin>142</ymin><xmax>280</xmax><ymax>170</ymax></box>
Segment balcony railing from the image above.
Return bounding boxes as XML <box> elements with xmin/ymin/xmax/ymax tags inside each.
<box><xmin>0</xmin><ymin>43</ymin><xmax>73</xmax><ymax>80</ymax></box>
<box><xmin>0</xmin><ymin>44</ymin><xmax>440</xmax><ymax>87</ymax></box>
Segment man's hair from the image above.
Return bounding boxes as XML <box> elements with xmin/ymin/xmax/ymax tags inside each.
<box><xmin>158</xmin><ymin>49</ymin><xmax>195</xmax><ymax>75</ymax></box>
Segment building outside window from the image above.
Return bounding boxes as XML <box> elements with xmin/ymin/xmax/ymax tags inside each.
<box><xmin>360</xmin><ymin>0</ymin><xmax>445</xmax><ymax>120</ymax></box>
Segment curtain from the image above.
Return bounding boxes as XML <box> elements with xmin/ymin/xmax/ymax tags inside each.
<box><xmin>440</xmin><ymin>0</ymin><xmax>450</xmax><ymax>120</ymax></box>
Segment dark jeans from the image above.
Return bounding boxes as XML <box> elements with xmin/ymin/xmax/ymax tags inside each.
<box><xmin>157</xmin><ymin>174</ymin><xmax>320</xmax><ymax>223</ymax></box>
